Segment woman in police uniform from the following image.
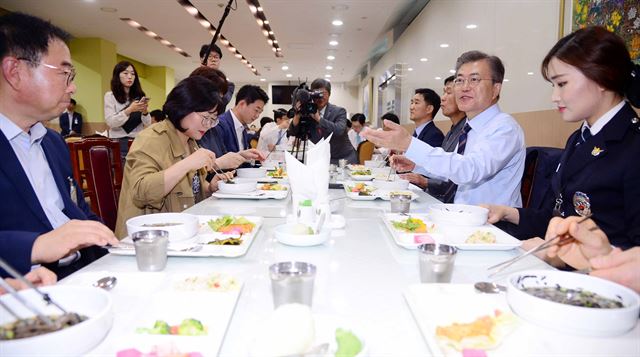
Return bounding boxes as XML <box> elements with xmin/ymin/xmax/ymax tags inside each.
<box><xmin>486</xmin><ymin>26</ymin><xmax>640</xmax><ymax>250</ymax></box>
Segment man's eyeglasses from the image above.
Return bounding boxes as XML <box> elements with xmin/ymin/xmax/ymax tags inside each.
<box><xmin>18</xmin><ymin>58</ymin><xmax>76</xmax><ymax>87</ymax></box>
<box><xmin>197</xmin><ymin>111</ymin><xmax>219</xmax><ymax>128</ymax></box>
<box><xmin>453</xmin><ymin>76</ymin><xmax>493</xmax><ymax>88</ymax></box>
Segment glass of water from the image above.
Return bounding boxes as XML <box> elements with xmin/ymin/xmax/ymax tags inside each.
<box><xmin>269</xmin><ymin>261</ymin><xmax>317</xmax><ymax>308</ymax></box>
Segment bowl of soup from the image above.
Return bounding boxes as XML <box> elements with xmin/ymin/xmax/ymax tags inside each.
<box><xmin>236</xmin><ymin>168</ymin><xmax>267</xmax><ymax>179</ymax></box>
<box><xmin>507</xmin><ymin>270</ymin><xmax>640</xmax><ymax>336</ymax></box>
<box><xmin>126</xmin><ymin>213</ymin><xmax>199</xmax><ymax>242</ymax></box>
<box><xmin>0</xmin><ymin>285</ymin><xmax>113</xmax><ymax>355</ymax></box>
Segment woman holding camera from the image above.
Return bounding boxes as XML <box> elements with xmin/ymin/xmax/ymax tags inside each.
<box><xmin>104</xmin><ymin>60</ymin><xmax>151</xmax><ymax>161</ymax></box>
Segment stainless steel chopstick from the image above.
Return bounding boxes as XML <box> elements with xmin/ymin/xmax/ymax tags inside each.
<box><xmin>0</xmin><ymin>277</ymin><xmax>55</xmax><ymax>327</ymax></box>
<box><xmin>0</xmin><ymin>258</ymin><xmax>68</xmax><ymax>315</ymax></box>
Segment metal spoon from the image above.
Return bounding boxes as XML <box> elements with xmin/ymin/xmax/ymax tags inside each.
<box><xmin>474</xmin><ymin>281</ymin><xmax>506</xmax><ymax>294</ymax></box>
<box><xmin>93</xmin><ymin>276</ymin><xmax>117</xmax><ymax>291</ymax></box>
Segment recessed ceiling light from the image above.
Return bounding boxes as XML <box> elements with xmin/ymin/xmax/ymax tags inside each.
<box><xmin>332</xmin><ymin>20</ymin><xmax>343</xmax><ymax>26</ymax></box>
<box><xmin>325</xmin><ymin>74</ymin><xmax>332</xmax><ymax>78</ymax></box>
<box><xmin>408</xmin><ymin>68</ymin><xmax>414</xmax><ymax>71</ymax></box>
<box><xmin>466</xmin><ymin>24</ymin><xmax>478</xmax><ymax>29</ymax></box>
<box><xmin>435</xmin><ymin>76</ymin><xmax>442</xmax><ymax>80</ymax></box>
<box><xmin>260</xmin><ymin>78</ymin><xmax>266</xmax><ymax>82</ymax></box>
<box><xmin>327</xmin><ymin>55</ymin><xmax>335</xmax><ymax>60</ymax></box>
<box><xmin>440</xmin><ymin>43</ymin><xmax>450</xmax><ymax>48</ymax></box>
<box><xmin>326</xmin><ymin>65</ymin><xmax>333</xmax><ymax>70</ymax></box>
<box><xmin>504</xmin><ymin>79</ymin><xmax>510</xmax><ymax>82</ymax></box>
<box><xmin>419</xmin><ymin>58</ymin><xmax>428</xmax><ymax>62</ymax></box>
<box><xmin>281</xmin><ymin>65</ymin><xmax>289</xmax><ymax>71</ymax></box>
<box><xmin>449</xmin><ymin>69</ymin><xmax>456</xmax><ymax>74</ymax></box>
<box><xmin>329</xmin><ymin>40</ymin><xmax>339</xmax><ymax>46</ymax></box>
<box><xmin>286</xmin><ymin>73</ymin><xmax>293</xmax><ymax>78</ymax></box>
<box><xmin>527</xmin><ymin>72</ymin><xmax>534</xmax><ymax>75</ymax></box>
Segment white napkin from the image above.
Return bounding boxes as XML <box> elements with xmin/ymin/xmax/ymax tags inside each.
<box><xmin>285</xmin><ymin>134</ymin><xmax>332</xmax><ymax>219</ymax></box>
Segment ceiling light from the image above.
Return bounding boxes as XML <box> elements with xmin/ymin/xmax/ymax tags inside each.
<box><xmin>281</xmin><ymin>65</ymin><xmax>289</xmax><ymax>71</ymax></box>
<box><xmin>527</xmin><ymin>72</ymin><xmax>534</xmax><ymax>75</ymax></box>
<box><xmin>257</xmin><ymin>6</ymin><xmax>263</xmax><ymax>12</ymax></box>
<box><xmin>326</xmin><ymin>65</ymin><xmax>333</xmax><ymax>70</ymax></box>
<box><xmin>260</xmin><ymin>78</ymin><xmax>266</xmax><ymax>82</ymax></box>
<box><xmin>466</xmin><ymin>24</ymin><xmax>477</xmax><ymax>29</ymax></box>
<box><xmin>235</xmin><ymin>53</ymin><xmax>242</xmax><ymax>58</ymax></box>
<box><xmin>435</xmin><ymin>76</ymin><xmax>441</xmax><ymax>80</ymax></box>
<box><xmin>420</xmin><ymin>58</ymin><xmax>428</xmax><ymax>62</ymax></box>
<box><xmin>256</xmin><ymin>19</ymin><xmax>263</xmax><ymax>26</ymax></box>
<box><xmin>286</xmin><ymin>73</ymin><xmax>292</xmax><ymax>78</ymax></box>
<box><xmin>269</xmin><ymin>31</ymin><xmax>274</xmax><ymax>35</ymax></box>
<box><xmin>329</xmin><ymin>40</ymin><xmax>339</xmax><ymax>46</ymax></box>
<box><xmin>440</xmin><ymin>43</ymin><xmax>450</xmax><ymax>48</ymax></box>
<box><xmin>120</xmin><ymin>17</ymin><xmax>189</xmax><ymax>57</ymax></box>
<box><xmin>327</xmin><ymin>55</ymin><xmax>335</xmax><ymax>60</ymax></box>
<box><xmin>263</xmin><ymin>20</ymin><xmax>269</xmax><ymax>24</ymax></box>
<box><xmin>184</xmin><ymin>5</ymin><xmax>198</xmax><ymax>16</ymax></box>
<box><xmin>449</xmin><ymin>69</ymin><xmax>456</xmax><ymax>74</ymax></box>
<box><xmin>504</xmin><ymin>79</ymin><xmax>510</xmax><ymax>82</ymax></box>
<box><xmin>245</xmin><ymin>0</ymin><xmax>283</xmax><ymax>58</ymax></box>
<box><xmin>248</xmin><ymin>5</ymin><xmax>257</xmax><ymax>13</ymax></box>
<box><xmin>408</xmin><ymin>68</ymin><xmax>413</xmax><ymax>71</ymax></box>
<box><xmin>332</xmin><ymin>19</ymin><xmax>343</xmax><ymax>26</ymax></box>
<box><xmin>325</xmin><ymin>74</ymin><xmax>332</xmax><ymax>78</ymax></box>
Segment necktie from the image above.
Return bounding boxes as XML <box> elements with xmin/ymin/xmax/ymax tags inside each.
<box><xmin>242</xmin><ymin>127</ymin><xmax>250</xmax><ymax>150</ymax></box>
<box><xmin>412</xmin><ymin>130</ymin><xmax>418</xmax><ymax>138</ymax></box>
<box><xmin>441</xmin><ymin>124</ymin><xmax>472</xmax><ymax>203</ymax></box>
<box><xmin>579</xmin><ymin>127</ymin><xmax>592</xmax><ymax>144</ymax></box>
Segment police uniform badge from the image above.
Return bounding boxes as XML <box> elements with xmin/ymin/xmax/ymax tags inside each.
<box><xmin>573</xmin><ymin>191</ymin><xmax>591</xmax><ymax>217</ymax></box>
<box><xmin>591</xmin><ymin>146</ymin><xmax>603</xmax><ymax>156</ymax></box>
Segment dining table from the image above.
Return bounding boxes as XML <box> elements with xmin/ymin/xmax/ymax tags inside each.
<box><xmin>59</xmin><ymin>184</ymin><xmax>638</xmax><ymax>356</ymax></box>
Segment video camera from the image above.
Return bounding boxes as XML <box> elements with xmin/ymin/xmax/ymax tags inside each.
<box><xmin>287</xmin><ymin>83</ymin><xmax>324</xmax><ymax>122</ymax></box>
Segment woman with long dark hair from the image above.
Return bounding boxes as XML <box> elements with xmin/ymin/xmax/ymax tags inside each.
<box><xmin>114</xmin><ymin>76</ymin><xmax>232</xmax><ymax>238</ymax></box>
<box><xmin>104</xmin><ymin>61</ymin><xmax>151</xmax><ymax>160</ymax></box>
<box><xmin>486</xmin><ymin>26</ymin><xmax>640</xmax><ymax>253</ymax></box>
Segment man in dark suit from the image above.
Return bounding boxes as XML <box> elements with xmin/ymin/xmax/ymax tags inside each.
<box><xmin>410</xmin><ymin>88</ymin><xmax>444</xmax><ymax>147</ymax></box>
<box><xmin>0</xmin><ymin>13</ymin><xmax>118</xmax><ymax>279</ymax></box>
<box><xmin>289</xmin><ymin>78</ymin><xmax>357</xmax><ymax>164</ymax></box>
<box><xmin>58</xmin><ymin>98</ymin><xmax>82</xmax><ymax>136</ymax></box>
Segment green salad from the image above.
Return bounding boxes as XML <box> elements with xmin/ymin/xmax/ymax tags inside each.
<box><xmin>136</xmin><ymin>318</ymin><xmax>207</xmax><ymax>336</ymax></box>
<box><xmin>335</xmin><ymin>328</ymin><xmax>363</xmax><ymax>357</ymax></box>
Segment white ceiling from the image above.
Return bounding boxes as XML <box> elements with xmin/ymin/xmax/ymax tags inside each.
<box><xmin>0</xmin><ymin>0</ymin><xmax>419</xmax><ymax>83</ymax></box>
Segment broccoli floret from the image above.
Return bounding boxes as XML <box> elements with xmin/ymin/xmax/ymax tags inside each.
<box><xmin>178</xmin><ymin>318</ymin><xmax>206</xmax><ymax>336</ymax></box>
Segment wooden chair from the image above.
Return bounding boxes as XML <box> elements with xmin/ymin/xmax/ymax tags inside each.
<box><xmin>67</xmin><ymin>138</ymin><xmax>123</xmax><ymax>229</ymax></box>
<box><xmin>357</xmin><ymin>140</ymin><xmax>375</xmax><ymax>164</ymax></box>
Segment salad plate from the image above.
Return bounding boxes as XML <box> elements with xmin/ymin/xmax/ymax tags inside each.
<box><xmin>382</xmin><ymin>213</ymin><xmax>443</xmax><ymax>249</ymax></box>
<box><xmin>109</xmin><ymin>215</ymin><xmax>263</xmax><ymax>257</ymax></box>
<box><xmin>438</xmin><ymin>225</ymin><xmax>522</xmax><ymax>251</ymax></box>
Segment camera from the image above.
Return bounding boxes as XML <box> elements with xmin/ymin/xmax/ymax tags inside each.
<box><xmin>287</xmin><ymin>83</ymin><xmax>323</xmax><ymax>122</ymax></box>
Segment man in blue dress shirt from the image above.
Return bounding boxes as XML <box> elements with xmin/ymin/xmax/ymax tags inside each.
<box><xmin>362</xmin><ymin>51</ymin><xmax>525</xmax><ymax>206</ymax></box>
<box><xmin>0</xmin><ymin>13</ymin><xmax>119</xmax><ymax>278</ymax></box>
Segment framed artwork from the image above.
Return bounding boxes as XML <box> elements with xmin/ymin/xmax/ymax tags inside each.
<box><xmin>568</xmin><ymin>0</ymin><xmax>639</xmax><ymax>63</ymax></box>
<box><xmin>362</xmin><ymin>77</ymin><xmax>373</xmax><ymax>123</ymax></box>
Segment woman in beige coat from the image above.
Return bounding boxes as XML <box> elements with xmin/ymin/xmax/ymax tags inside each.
<box><xmin>115</xmin><ymin>76</ymin><xmax>230</xmax><ymax>238</ymax></box>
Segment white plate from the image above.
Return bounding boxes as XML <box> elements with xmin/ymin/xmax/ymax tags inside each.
<box><xmin>217</xmin><ymin>181</ymin><xmax>257</xmax><ymax>194</ymax></box>
<box><xmin>382</xmin><ymin>213</ymin><xmax>443</xmax><ymax>249</ymax></box>
<box><xmin>212</xmin><ymin>190</ymin><xmax>288</xmax><ymax>200</ymax></box>
<box><xmin>349</xmin><ymin>174</ymin><xmax>374</xmax><ymax>181</ymax></box>
<box><xmin>429</xmin><ymin>203</ymin><xmax>489</xmax><ymax>226</ymax></box>
<box><xmin>273</xmin><ymin>223</ymin><xmax>331</xmax><ymax>247</ymax></box>
<box><xmin>376</xmin><ymin>190</ymin><xmax>419</xmax><ymax>201</ymax></box>
<box><xmin>109</xmin><ymin>215</ymin><xmax>263</xmax><ymax>257</ymax></box>
<box><xmin>404</xmin><ymin>284</ymin><xmax>640</xmax><ymax>357</ymax></box>
<box><xmin>438</xmin><ymin>225</ymin><xmax>522</xmax><ymax>251</ymax></box>
<box><xmin>343</xmin><ymin>183</ymin><xmax>378</xmax><ymax>201</ymax></box>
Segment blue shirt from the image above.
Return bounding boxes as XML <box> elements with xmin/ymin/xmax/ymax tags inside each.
<box><xmin>0</xmin><ymin>114</ymin><xmax>70</xmax><ymax>228</ymax></box>
<box><xmin>406</xmin><ymin>104</ymin><xmax>525</xmax><ymax>206</ymax></box>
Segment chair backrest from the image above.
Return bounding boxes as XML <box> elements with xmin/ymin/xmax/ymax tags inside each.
<box><xmin>357</xmin><ymin>140</ymin><xmax>375</xmax><ymax>164</ymax></box>
<box><xmin>68</xmin><ymin>138</ymin><xmax>123</xmax><ymax>228</ymax></box>
<box><xmin>521</xmin><ymin>146</ymin><xmax>563</xmax><ymax>209</ymax></box>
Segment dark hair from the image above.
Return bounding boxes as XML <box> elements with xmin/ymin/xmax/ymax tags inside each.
<box><xmin>541</xmin><ymin>26</ymin><xmax>634</xmax><ymax>101</ymax></box>
<box><xmin>346</xmin><ymin>119</ymin><xmax>352</xmax><ymax>128</ymax></box>
<box><xmin>70</xmin><ymin>98</ymin><xmax>76</xmax><ymax>106</ymax></box>
<box><xmin>444</xmin><ymin>76</ymin><xmax>455</xmax><ymax>85</ymax></box>
<box><xmin>414</xmin><ymin>88</ymin><xmax>441</xmax><ymax>118</ymax></box>
<box><xmin>350</xmin><ymin>113</ymin><xmax>366</xmax><ymax>125</ymax></box>
<box><xmin>110</xmin><ymin>61</ymin><xmax>146</xmax><ymax>104</ymax></box>
<box><xmin>381</xmin><ymin>112</ymin><xmax>400</xmax><ymax>125</ymax></box>
<box><xmin>260</xmin><ymin>116</ymin><xmax>273</xmax><ymax>127</ymax></box>
<box><xmin>455</xmin><ymin>50</ymin><xmax>505</xmax><ymax>83</ymax></box>
<box><xmin>235</xmin><ymin>85</ymin><xmax>269</xmax><ymax>106</ymax></box>
<box><xmin>149</xmin><ymin>109</ymin><xmax>165</xmax><ymax>122</ymax></box>
<box><xmin>0</xmin><ymin>12</ymin><xmax>71</xmax><ymax>64</ymax></box>
<box><xmin>273</xmin><ymin>108</ymin><xmax>287</xmax><ymax>120</ymax></box>
<box><xmin>162</xmin><ymin>76</ymin><xmax>223</xmax><ymax>132</ymax></box>
<box><xmin>189</xmin><ymin>66</ymin><xmax>229</xmax><ymax>96</ymax></box>
<box><xmin>310</xmin><ymin>78</ymin><xmax>331</xmax><ymax>94</ymax></box>
<box><xmin>200</xmin><ymin>44</ymin><xmax>222</xmax><ymax>59</ymax></box>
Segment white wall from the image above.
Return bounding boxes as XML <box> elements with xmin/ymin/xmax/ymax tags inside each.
<box><xmin>362</xmin><ymin>0</ymin><xmax>561</xmax><ymax>125</ymax></box>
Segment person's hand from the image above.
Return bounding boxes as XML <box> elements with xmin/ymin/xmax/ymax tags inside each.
<box><xmin>312</xmin><ymin>111</ymin><xmax>321</xmax><ymax>123</ymax></box>
<box><xmin>239</xmin><ymin>149</ymin><xmax>266</xmax><ymax>161</ymax></box>
<box><xmin>544</xmin><ymin>217</ymin><xmax>611</xmax><ymax>270</ymax></box>
<box><xmin>215</xmin><ymin>152</ymin><xmax>245</xmax><ymax>170</ymax></box>
<box><xmin>590</xmin><ymin>247</ymin><xmax>640</xmax><ymax>294</ymax></box>
<box><xmin>399</xmin><ymin>172</ymin><xmax>428</xmax><ymax>189</ymax></box>
<box><xmin>126</xmin><ymin>99</ymin><xmax>147</xmax><ymax>114</ymax></box>
<box><xmin>185</xmin><ymin>148</ymin><xmax>216</xmax><ymax>172</ymax></box>
<box><xmin>291</xmin><ymin>101</ymin><xmax>302</xmax><ymax>126</ymax></box>
<box><xmin>480</xmin><ymin>204</ymin><xmax>520</xmax><ymax>224</ymax></box>
<box><xmin>389</xmin><ymin>155</ymin><xmax>415</xmax><ymax>172</ymax></box>
<box><xmin>31</xmin><ymin>220</ymin><xmax>119</xmax><ymax>264</ymax></box>
<box><xmin>360</xmin><ymin>120</ymin><xmax>412</xmax><ymax>151</ymax></box>
<box><xmin>208</xmin><ymin>171</ymin><xmax>235</xmax><ymax>192</ymax></box>
<box><xmin>0</xmin><ymin>267</ymin><xmax>57</xmax><ymax>295</ymax></box>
